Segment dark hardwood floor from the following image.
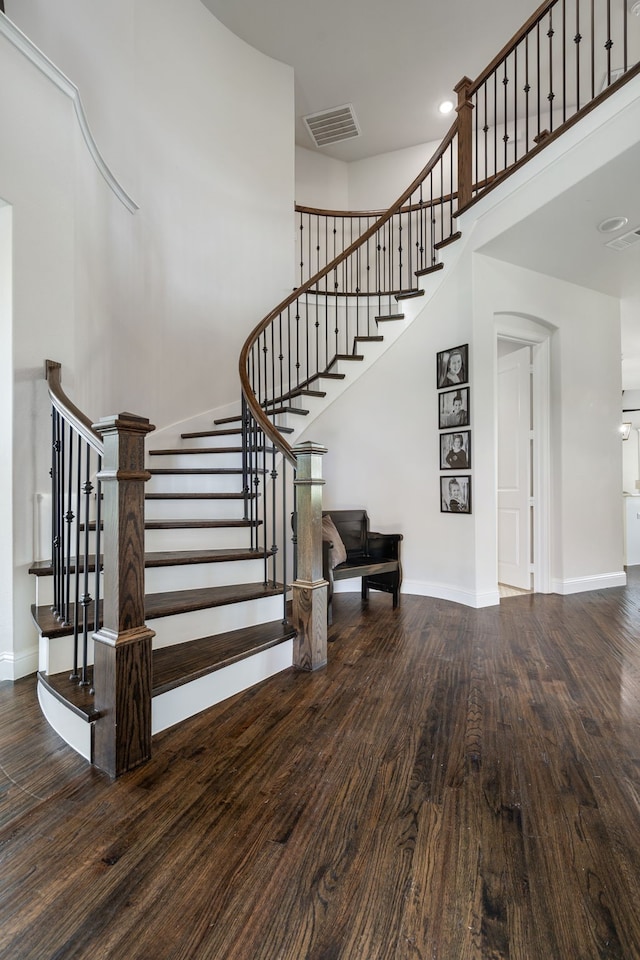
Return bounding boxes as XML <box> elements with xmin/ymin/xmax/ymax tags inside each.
<box><xmin>2</xmin><ymin>572</ymin><xmax>640</xmax><ymax>959</ymax></box>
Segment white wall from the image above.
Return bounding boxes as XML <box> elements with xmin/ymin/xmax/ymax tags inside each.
<box><xmin>298</xmin><ymin>241</ymin><xmax>623</xmax><ymax>607</ymax></box>
<box><xmin>1</xmin><ymin>0</ymin><xmax>295</xmax><ymax>677</ymax></box>
<box><xmin>295</xmin><ymin>139</ymin><xmax>440</xmax><ymax>211</ymax></box>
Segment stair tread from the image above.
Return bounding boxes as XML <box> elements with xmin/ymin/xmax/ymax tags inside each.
<box><xmin>149</xmin><ymin>446</ymin><xmax>271</xmax><ymax>456</ymax></box>
<box><xmin>353</xmin><ymin>336</ymin><xmax>384</xmax><ymax>343</ymax></box>
<box><xmin>39</xmin><ymin>615</ymin><xmax>296</xmax><ymax>718</ymax></box>
<box><xmin>149</xmin><ymin>468</ymin><xmax>256</xmax><ymax>475</ymax></box>
<box><xmin>434</xmin><ymin>230</ymin><xmax>462</xmax><ymax>250</ymax></box>
<box><xmin>181</xmin><ymin>428</ymin><xmax>242</xmax><ymax>439</ymax></box>
<box><xmin>152</xmin><ymin>618</ymin><xmax>296</xmax><ymax>696</ymax></box>
<box><xmin>211</xmin><ymin>416</ymin><xmax>294</xmax><ymax>434</ymax></box>
<box><xmin>32</xmin><ymin>581</ymin><xmax>285</xmax><ymax>639</ymax></box>
<box><xmin>375</xmin><ymin>313</ymin><xmax>404</xmax><ymax>322</ymax></box>
<box><xmin>29</xmin><ymin>547</ymin><xmax>272</xmax><ymax>577</ymax></box>
<box><xmin>82</xmin><ymin>518</ymin><xmax>260</xmax><ymax>531</ymax></box>
<box><xmin>415</xmin><ymin>262</ymin><xmax>445</xmax><ymax>277</ymax></box>
<box><xmin>395</xmin><ymin>289</ymin><xmax>425</xmax><ymax>301</ymax></box>
<box><xmin>145</xmin><ymin>492</ymin><xmax>249</xmax><ymax>500</ymax></box>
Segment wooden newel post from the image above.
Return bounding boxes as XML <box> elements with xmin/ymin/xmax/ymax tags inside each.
<box><xmin>292</xmin><ymin>441</ymin><xmax>328</xmax><ymax>671</ymax></box>
<box><xmin>454</xmin><ymin>76</ymin><xmax>474</xmax><ymax>212</ymax></box>
<box><xmin>91</xmin><ymin>412</ymin><xmax>155</xmax><ymax>778</ymax></box>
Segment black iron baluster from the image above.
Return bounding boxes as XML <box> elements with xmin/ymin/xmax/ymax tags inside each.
<box><xmin>72</xmin><ymin>441</ymin><xmax>82</xmax><ymax>681</ymax></box>
<box><xmin>282</xmin><ymin>459</ymin><xmax>288</xmax><ymax>625</ymax></box>
<box><xmin>591</xmin><ymin>0</ymin><xmax>595</xmax><ymax>100</ymax></box>
<box><xmin>270</xmin><ymin>446</ymin><xmax>278</xmax><ymax>589</ymax></box>
<box><xmin>548</xmin><ymin>7</ymin><xmax>555</xmax><ymax>131</ymax></box>
<box><xmin>503</xmin><ymin>57</ymin><xmax>510</xmax><ymax>169</ymax></box>
<box><xmin>80</xmin><ymin>447</ymin><xmax>93</xmax><ymax>686</ymax></box>
<box><xmin>624</xmin><ymin>0</ymin><xmax>628</xmax><ymax>71</ymax></box>
<box><xmin>575</xmin><ymin>0</ymin><xmax>582</xmax><ymax>111</ymax></box>
<box><xmin>562</xmin><ymin>0</ymin><xmax>567</xmax><ymax>123</ymax></box>
<box><xmin>299</xmin><ymin>210</ymin><xmax>304</xmax><ymax>287</ymax></box>
<box><xmin>537</xmin><ymin>20</ymin><xmax>542</xmax><ymax>138</ymax></box>
<box><xmin>51</xmin><ymin>407</ymin><xmax>62</xmax><ymax>616</ymax></box>
<box><xmin>605</xmin><ymin>0</ymin><xmax>613</xmax><ymax>88</ymax></box>
<box><xmin>91</xmin><ymin>456</ymin><xmax>101</xmax><ymax>695</ymax></box>
<box><xmin>64</xmin><ymin>425</ymin><xmax>74</xmax><ymax>626</ymax></box>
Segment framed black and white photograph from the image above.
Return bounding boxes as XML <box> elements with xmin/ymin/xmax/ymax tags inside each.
<box><xmin>436</xmin><ymin>343</ymin><xmax>468</xmax><ymax>390</ymax></box>
<box><xmin>440</xmin><ymin>430</ymin><xmax>471</xmax><ymax>470</ymax></box>
<box><xmin>438</xmin><ymin>386</ymin><xmax>470</xmax><ymax>429</ymax></box>
<box><xmin>440</xmin><ymin>475</ymin><xmax>471</xmax><ymax>514</ymax></box>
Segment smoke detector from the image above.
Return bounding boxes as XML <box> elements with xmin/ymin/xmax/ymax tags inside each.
<box><xmin>303</xmin><ymin>103</ymin><xmax>361</xmax><ymax>148</ymax></box>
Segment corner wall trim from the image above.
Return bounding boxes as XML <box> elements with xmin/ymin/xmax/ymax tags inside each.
<box><xmin>0</xmin><ymin>12</ymin><xmax>138</xmax><ymax>214</ymax></box>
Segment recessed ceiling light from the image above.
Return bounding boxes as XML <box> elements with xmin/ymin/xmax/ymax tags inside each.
<box><xmin>439</xmin><ymin>100</ymin><xmax>454</xmax><ymax>115</ymax></box>
<box><xmin>597</xmin><ymin>216</ymin><xmax>629</xmax><ymax>233</ymax></box>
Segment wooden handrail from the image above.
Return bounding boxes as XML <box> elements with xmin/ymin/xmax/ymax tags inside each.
<box><xmin>45</xmin><ymin>359</ymin><xmax>103</xmax><ymax>454</ymax></box>
<box><xmin>469</xmin><ymin>0</ymin><xmax>555</xmax><ymax>97</ymax></box>
<box><xmin>295</xmin><ymin>190</ymin><xmax>459</xmax><ymax>220</ymax></box>
<box><xmin>239</xmin><ymin>118</ymin><xmax>459</xmax><ymax>464</ymax></box>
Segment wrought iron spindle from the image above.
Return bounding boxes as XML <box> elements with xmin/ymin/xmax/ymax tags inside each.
<box><xmin>80</xmin><ymin>448</ymin><xmax>93</xmax><ymax>686</ymax></box>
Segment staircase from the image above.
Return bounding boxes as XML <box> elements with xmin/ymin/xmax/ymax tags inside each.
<box><xmin>29</xmin><ymin>0</ymin><xmax>640</xmax><ymax>775</ymax></box>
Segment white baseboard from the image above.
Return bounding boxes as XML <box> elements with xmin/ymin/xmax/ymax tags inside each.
<box><xmin>0</xmin><ymin>646</ymin><xmax>39</xmax><ymax>682</ymax></box>
<box><xmin>333</xmin><ymin>580</ymin><xmax>501</xmax><ymax>609</ymax></box>
<box><xmin>551</xmin><ymin>571</ymin><xmax>627</xmax><ymax>595</ymax></box>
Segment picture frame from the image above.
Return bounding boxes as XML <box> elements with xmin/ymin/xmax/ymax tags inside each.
<box><xmin>438</xmin><ymin>386</ymin><xmax>470</xmax><ymax>429</ymax></box>
<box><xmin>440</xmin><ymin>475</ymin><xmax>471</xmax><ymax>514</ymax></box>
<box><xmin>440</xmin><ymin>430</ymin><xmax>471</xmax><ymax>470</ymax></box>
<box><xmin>436</xmin><ymin>343</ymin><xmax>469</xmax><ymax>390</ymax></box>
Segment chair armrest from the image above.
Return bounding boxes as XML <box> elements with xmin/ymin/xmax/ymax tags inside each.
<box><xmin>367</xmin><ymin>531</ymin><xmax>403</xmax><ymax>560</ymax></box>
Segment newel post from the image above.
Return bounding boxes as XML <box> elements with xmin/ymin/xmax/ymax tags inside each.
<box><xmin>91</xmin><ymin>412</ymin><xmax>155</xmax><ymax>778</ymax></box>
<box><xmin>292</xmin><ymin>441</ymin><xmax>328</xmax><ymax>671</ymax></box>
<box><xmin>454</xmin><ymin>76</ymin><xmax>474</xmax><ymax>212</ymax></box>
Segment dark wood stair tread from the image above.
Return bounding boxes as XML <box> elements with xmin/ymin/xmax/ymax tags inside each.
<box><xmin>181</xmin><ymin>428</ymin><xmax>242</xmax><ymax>439</ymax></box>
<box><xmin>145</xmin><ymin>492</ymin><xmax>251</xmax><ymax>500</ymax></box>
<box><xmin>29</xmin><ymin>547</ymin><xmax>272</xmax><ymax>577</ymax></box>
<box><xmin>434</xmin><ymin>230</ymin><xmax>461</xmax><ymax>250</ymax></box>
<box><xmin>375</xmin><ymin>313</ymin><xmax>404</xmax><ymax>322</ymax></box>
<box><xmin>149</xmin><ymin>446</ymin><xmax>274</xmax><ymax>456</ymax></box>
<box><xmin>415</xmin><ymin>262</ymin><xmax>445</xmax><ymax>277</ymax></box>
<box><xmin>149</xmin><ymin>468</ymin><xmax>261</xmax><ymax>475</ymax></box>
<box><xmin>395</xmin><ymin>289</ymin><xmax>425</xmax><ymax>301</ymax></box>
<box><xmin>81</xmin><ymin>519</ymin><xmax>260</xmax><ymax>531</ymax></box>
<box><xmin>39</xmin><ymin>616</ymin><xmax>296</xmax><ymax>720</ymax></box>
<box><xmin>152</xmin><ymin>618</ymin><xmax>296</xmax><ymax>696</ymax></box>
<box><xmin>32</xmin><ymin>581</ymin><xmax>285</xmax><ymax>639</ymax></box>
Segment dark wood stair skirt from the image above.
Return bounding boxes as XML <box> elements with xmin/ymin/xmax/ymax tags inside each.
<box><xmin>39</xmin><ymin>617</ymin><xmax>297</xmax><ymax>723</ymax></box>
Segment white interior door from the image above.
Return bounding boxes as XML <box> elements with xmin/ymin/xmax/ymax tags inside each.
<box><xmin>497</xmin><ymin>344</ymin><xmax>531</xmax><ymax>589</ymax></box>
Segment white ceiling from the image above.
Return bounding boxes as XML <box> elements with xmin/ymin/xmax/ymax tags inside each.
<box><xmin>199</xmin><ymin>0</ymin><xmax>536</xmax><ymax>161</ymax></box>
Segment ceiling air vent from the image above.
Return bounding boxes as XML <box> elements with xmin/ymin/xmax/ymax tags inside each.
<box><xmin>303</xmin><ymin>103</ymin><xmax>360</xmax><ymax>148</ymax></box>
<box><xmin>605</xmin><ymin>227</ymin><xmax>640</xmax><ymax>251</ymax></box>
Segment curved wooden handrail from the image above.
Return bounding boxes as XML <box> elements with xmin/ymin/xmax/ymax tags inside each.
<box><xmin>45</xmin><ymin>360</ymin><xmax>104</xmax><ymax>454</ymax></box>
<box><xmin>240</xmin><ymin>118</ymin><xmax>459</xmax><ymax>464</ymax></box>
<box><xmin>295</xmin><ymin>190</ymin><xmax>459</xmax><ymax>220</ymax></box>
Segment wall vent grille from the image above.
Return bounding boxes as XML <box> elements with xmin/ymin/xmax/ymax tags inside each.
<box><xmin>303</xmin><ymin>103</ymin><xmax>360</xmax><ymax>148</ymax></box>
<box><xmin>606</xmin><ymin>227</ymin><xmax>640</xmax><ymax>251</ymax></box>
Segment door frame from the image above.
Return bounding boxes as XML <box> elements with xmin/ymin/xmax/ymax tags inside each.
<box><xmin>495</xmin><ymin>314</ymin><xmax>552</xmax><ymax>594</ymax></box>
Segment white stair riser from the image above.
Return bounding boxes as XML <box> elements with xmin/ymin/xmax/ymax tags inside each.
<box><xmin>148</xmin><ymin>451</ymin><xmax>243</xmax><ymax>470</ymax></box>
<box><xmin>146</xmin><ymin>473</ymin><xmax>246</xmax><ymax>495</ymax></box>
<box><xmin>178</xmin><ymin>433</ymin><xmax>243</xmax><ymax>450</ymax></box>
<box><xmin>40</xmin><ymin>633</ymin><xmax>94</xmax><ymax>676</ymax></box>
<box><xmin>152</xmin><ymin>639</ymin><xmax>293</xmax><ymax>734</ymax></box>
<box><xmin>35</xmin><ymin>557</ymin><xmax>269</xmax><ymax>604</ymax></box>
<box><xmin>145</xmin><ymin>497</ymin><xmax>247</xmax><ymax>521</ymax></box>
<box><xmin>149</xmin><ymin>594</ymin><xmax>284</xmax><ymax>649</ymax></box>
<box><xmin>145</xmin><ymin>557</ymin><xmax>268</xmax><ymax>593</ymax></box>
<box><xmin>39</xmin><ymin>592</ymin><xmax>284</xmax><ymax>672</ymax></box>
<box><xmin>143</xmin><ymin>526</ymin><xmax>259</xmax><ymax>552</ymax></box>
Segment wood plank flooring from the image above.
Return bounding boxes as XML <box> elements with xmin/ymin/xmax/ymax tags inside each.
<box><xmin>3</xmin><ymin>573</ymin><xmax>640</xmax><ymax>959</ymax></box>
